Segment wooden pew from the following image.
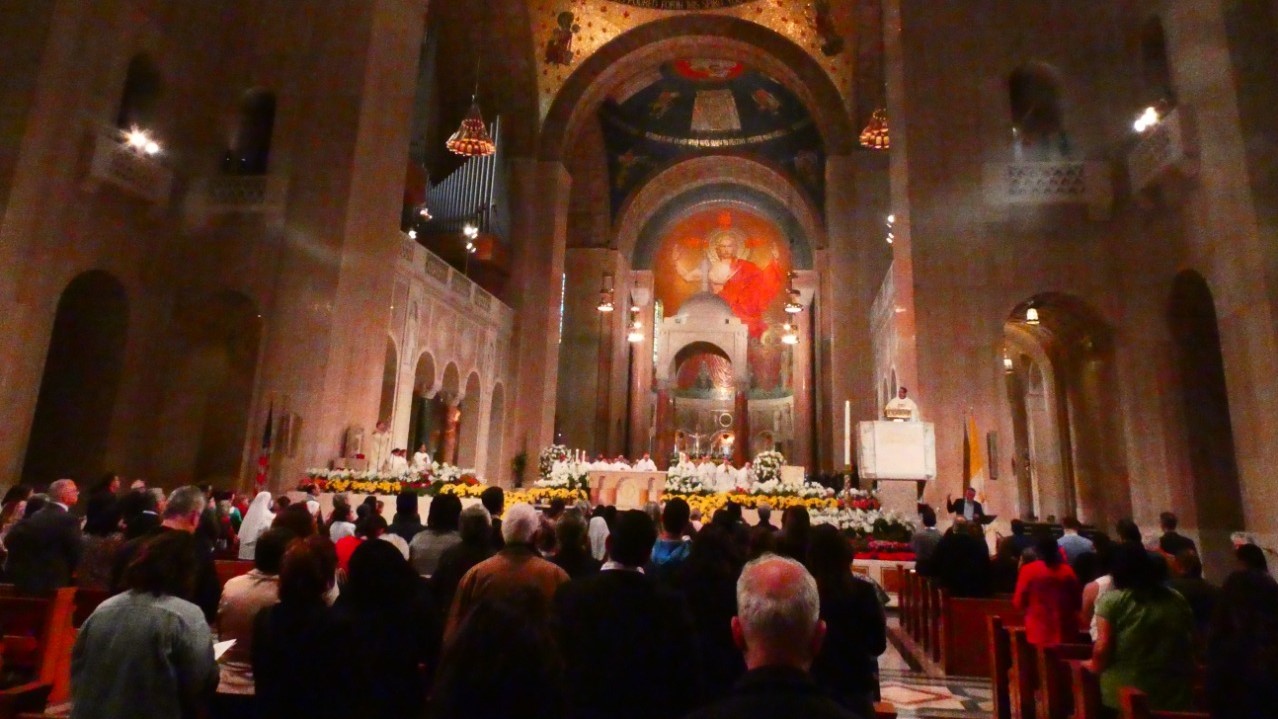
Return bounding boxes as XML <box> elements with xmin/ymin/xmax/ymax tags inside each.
<box><xmin>72</xmin><ymin>587</ymin><xmax>114</xmax><ymax>629</ymax></box>
<box><xmin>938</xmin><ymin>591</ymin><xmax>1020</xmax><ymax>676</ymax></box>
<box><xmin>882</xmin><ymin>565</ymin><xmax>903</xmax><ymax>595</ymax></box>
<box><xmin>214</xmin><ymin>559</ymin><xmax>255</xmax><ymax>586</ymax></box>
<box><xmin>874</xmin><ymin>701</ymin><xmax>898</xmax><ymax>719</ymax></box>
<box><xmin>1007</xmin><ymin>627</ymin><xmax>1037</xmax><ymax>719</ymax></box>
<box><xmin>1067</xmin><ymin>660</ymin><xmax>1104</xmax><ymax>719</ymax></box>
<box><xmin>928</xmin><ymin>581</ymin><xmax>943</xmax><ymax>662</ymax></box>
<box><xmin>0</xmin><ymin>682</ymin><xmax>52</xmax><ymax>719</ymax></box>
<box><xmin>1118</xmin><ymin>688</ymin><xmax>1208</xmax><ymax>719</ymax></box>
<box><xmin>1036</xmin><ymin>642</ymin><xmax>1092</xmax><ymax>719</ymax></box>
<box><xmin>987</xmin><ymin>616</ymin><xmax>1015</xmax><ymax>719</ymax></box>
<box><xmin>0</xmin><ymin>589</ymin><xmax>75</xmax><ymax>705</ymax></box>
<box><xmin>902</xmin><ymin>572</ymin><xmax>917</xmax><ymax>640</ymax></box>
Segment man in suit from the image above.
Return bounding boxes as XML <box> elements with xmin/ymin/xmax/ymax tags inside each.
<box><xmin>554</xmin><ymin>510</ymin><xmax>701</xmax><ymax>719</ymax></box>
<box><xmin>5</xmin><ymin>478</ymin><xmax>82</xmax><ymax>595</ymax></box>
<box><xmin>686</xmin><ymin>554</ymin><xmax>864</xmax><ymax>719</ymax></box>
<box><xmin>1158</xmin><ymin>511</ymin><xmax>1197</xmax><ymax>556</ymax></box>
<box><xmin>947</xmin><ymin>487</ymin><xmax>985</xmax><ymax>522</ymax></box>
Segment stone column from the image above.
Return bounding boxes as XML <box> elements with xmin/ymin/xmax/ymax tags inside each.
<box><xmin>790</xmin><ymin>272</ymin><xmax>817</xmax><ymax>468</ymax></box>
<box><xmin>653</xmin><ymin>382</ymin><xmax>673</xmax><ymax>470</ymax></box>
<box><xmin>627</xmin><ymin>272</ymin><xmax>655</xmax><ymax>458</ymax></box>
<box><xmin>733</xmin><ymin>386</ymin><xmax>750</xmax><ymax>467</ymax></box>
<box><xmin>506</xmin><ymin>160</ymin><xmax>570</xmax><ymax>483</ymax></box>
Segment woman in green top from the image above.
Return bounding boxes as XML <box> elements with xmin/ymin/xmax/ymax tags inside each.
<box><xmin>1086</xmin><ymin>543</ymin><xmax>1196</xmax><ymax>713</ymax></box>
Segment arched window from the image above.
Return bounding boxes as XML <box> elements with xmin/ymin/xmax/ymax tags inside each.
<box><xmin>223</xmin><ymin>89</ymin><xmax>277</xmax><ymax>175</ymax></box>
<box><xmin>1141</xmin><ymin>17</ymin><xmax>1175</xmax><ymax>104</ymax></box>
<box><xmin>116</xmin><ymin>54</ymin><xmax>163</xmax><ymax>130</ymax></box>
<box><xmin>1008</xmin><ymin>63</ymin><xmax>1068</xmax><ymax>159</ymax></box>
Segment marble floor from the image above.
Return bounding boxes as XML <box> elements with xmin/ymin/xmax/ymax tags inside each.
<box><xmin>878</xmin><ymin>615</ymin><xmax>994</xmax><ymax>719</ymax></box>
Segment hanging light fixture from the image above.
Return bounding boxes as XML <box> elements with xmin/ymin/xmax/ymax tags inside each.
<box><xmin>446</xmin><ymin>96</ymin><xmax>496</xmax><ymax>157</ymax></box>
<box><xmin>596</xmin><ymin>274</ymin><xmax>615</xmax><ymax>313</ymax></box>
<box><xmin>781</xmin><ymin>322</ymin><xmax>799</xmax><ymax>345</ymax></box>
<box><xmin>1003</xmin><ymin>353</ymin><xmax>1014</xmax><ymax>373</ymax></box>
<box><xmin>783</xmin><ymin>272</ymin><xmax>803</xmax><ymax>314</ymax></box>
<box><xmin>627</xmin><ymin>306</ymin><xmax>644</xmax><ymax>343</ymax></box>
<box><xmin>1025</xmin><ymin>307</ymin><xmax>1040</xmax><ymax>325</ymax></box>
<box><xmin>859</xmin><ymin>108</ymin><xmax>890</xmax><ymax>150</ymax></box>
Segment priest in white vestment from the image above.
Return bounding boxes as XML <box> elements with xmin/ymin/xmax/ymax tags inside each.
<box><xmin>736</xmin><ymin>462</ymin><xmax>754</xmax><ymax>488</ymax></box>
<box><xmin>411</xmin><ymin>445</ymin><xmax>431</xmax><ymax>472</ymax></box>
<box><xmin>386</xmin><ymin>449</ymin><xmax>410</xmax><ymax>475</ymax></box>
<box><xmin>634</xmin><ymin>453</ymin><xmax>658</xmax><ymax>472</ymax></box>
<box><xmin>368</xmin><ymin>421</ymin><xmax>393</xmax><ymax>470</ymax></box>
<box><xmin>884</xmin><ymin>387</ymin><xmax>920</xmax><ymax>421</ymax></box>
<box><xmin>714</xmin><ymin>462</ymin><xmax>736</xmax><ymax>492</ymax></box>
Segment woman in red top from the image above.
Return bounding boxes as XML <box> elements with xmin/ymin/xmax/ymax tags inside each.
<box><xmin>1014</xmin><ymin>534</ymin><xmax>1082</xmax><ymax>646</ymax></box>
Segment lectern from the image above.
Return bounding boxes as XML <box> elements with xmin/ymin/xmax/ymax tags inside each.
<box><xmin>857</xmin><ymin>420</ymin><xmax>936</xmax><ymax>516</ymax></box>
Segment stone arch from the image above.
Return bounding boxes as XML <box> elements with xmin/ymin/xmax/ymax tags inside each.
<box><xmin>22</xmin><ymin>271</ymin><xmax>129</xmax><ymax>486</ymax></box>
<box><xmin>1008</xmin><ymin>62</ymin><xmax>1067</xmax><ymax>158</ymax></box>
<box><xmin>408</xmin><ymin>351</ymin><xmax>440</xmax><ymax>457</ymax></box>
<box><xmin>1141</xmin><ymin>16</ymin><xmax>1175</xmax><ymax>103</ymax></box>
<box><xmin>225</xmin><ymin>88</ymin><xmax>277</xmax><ymax>175</ymax></box>
<box><xmin>116</xmin><ymin>53</ymin><xmax>163</xmax><ymax>129</ymax></box>
<box><xmin>618</xmin><ymin>155</ymin><xmax>824</xmax><ymax>263</ymax></box>
<box><xmin>1005</xmin><ymin>293</ymin><xmax>1128</xmax><ymax>527</ymax></box>
<box><xmin>540</xmin><ymin>15</ymin><xmax>855</xmax><ymax>162</ymax></box>
<box><xmin>1168</xmin><ymin>270</ymin><xmax>1243</xmax><ymax>566</ymax></box>
<box><xmin>1003</xmin><ymin>322</ymin><xmax>1068</xmax><ymax>521</ymax></box>
<box><xmin>486</xmin><ymin>383</ymin><xmax>506</xmax><ymax>483</ymax></box>
<box><xmin>441</xmin><ymin>361</ymin><xmax>461</xmax><ymax>397</ymax></box>
<box><xmin>457</xmin><ymin>371</ymin><xmax>483</xmax><ymax>469</ymax></box>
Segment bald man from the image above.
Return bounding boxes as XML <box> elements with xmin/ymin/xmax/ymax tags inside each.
<box><xmin>687</xmin><ymin>555</ymin><xmax>865</xmax><ymax>719</ymax></box>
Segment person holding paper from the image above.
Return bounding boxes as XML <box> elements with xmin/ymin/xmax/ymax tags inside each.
<box><xmin>947</xmin><ymin>487</ymin><xmax>985</xmax><ymax>522</ymax></box>
<box><xmin>884</xmin><ymin>386</ymin><xmax>920</xmax><ymax>421</ymax></box>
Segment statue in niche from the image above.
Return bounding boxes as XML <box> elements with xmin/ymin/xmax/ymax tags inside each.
<box><xmin>673</xmin><ymin>212</ymin><xmax>785</xmax><ymax>338</ymax></box>
<box><xmin>544</xmin><ymin>11</ymin><xmax>580</xmax><ymax>66</ymax></box>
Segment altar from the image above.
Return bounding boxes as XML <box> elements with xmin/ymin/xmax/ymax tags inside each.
<box><xmin>588</xmin><ymin>470</ymin><xmax>666</xmax><ymax>510</ymax></box>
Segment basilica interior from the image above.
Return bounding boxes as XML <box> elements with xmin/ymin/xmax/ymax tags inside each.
<box><xmin>3</xmin><ymin>0</ymin><xmax>1277</xmax><ymax>571</ymax></box>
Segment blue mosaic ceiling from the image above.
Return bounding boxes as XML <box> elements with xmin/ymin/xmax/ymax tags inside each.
<box><xmin>601</xmin><ymin>59</ymin><xmax>825</xmax><ymax>217</ymax></box>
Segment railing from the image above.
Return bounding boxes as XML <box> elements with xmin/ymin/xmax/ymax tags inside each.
<box><xmin>399</xmin><ymin>234</ymin><xmax>512</xmax><ymax>325</ymax></box>
<box><xmin>983</xmin><ymin>160</ymin><xmax>1113</xmax><ymax>220</ymax></box>
<box><xmin>85</xmin><ymin>126</ymin><xmax>174</xmax><ymax>205</ymax></box>
<box><xmin>421</xmin><ymin>117</ymin><xmax>509</xmax><ymax>240</ymax></box>
<box><xmin>185</xmin><ymin>173</ymin><xmax>290</xmax><ymax>224</ymax></box>
<box><xmin>1128</xmin><ymin>107</ymin><xmax>1195</xmax><ymax>194</ymax></box>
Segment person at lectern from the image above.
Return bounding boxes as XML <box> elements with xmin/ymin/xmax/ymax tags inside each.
<box><xmin>884</xmin><ymin>387</ymin><xmax>919</xmax><ymax>421</ymax></box>
<box><xmin>946</xmin><ymin>487</ymin><xmax>986</xmax><ymax>522</ymax></box>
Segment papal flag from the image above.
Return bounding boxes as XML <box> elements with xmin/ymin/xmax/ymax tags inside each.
<box><xmin>963</xmin><ymin>412</ymin><xmax>987</xmax><ymax>501</ymax></box>
<box><xmin>254</xmin><ymin>404</ymin><xmax>273</xmax><ymax>491</ymax></box>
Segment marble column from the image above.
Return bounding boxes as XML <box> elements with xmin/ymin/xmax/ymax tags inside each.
<box><xmin>441</xmin><ymin>395</ymin><xmax>462</xmax><ymax>466</ymax></box>
<box><xmin>733</xmin><ymin>386</ymin><xmax>750</xmax><ymax>467</ymax></box>
<box><xmin>653</xmin><ymin>382</ymin><xmax>673</xmax><ymax>470</ymax></box>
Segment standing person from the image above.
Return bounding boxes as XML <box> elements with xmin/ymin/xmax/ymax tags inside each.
<box><xmin>686</xmin><ymin>555</ymin><xmax>863</xmax><ymax>719</ymax></box>
<box><xmin>807</xmin><ymin>525</ymin><xmax>887</xmax><ymax>717</ymax></box>
<box><xmin>71</xmin><ymin>532</ymin><xmax>219</xmax><ymax>719</ymax></box>
<box><xmin>77</xmin><ymin>494</ymin><xmax>124</xmax><ymax>591</ymax></box>
<box><xmin>1206</xmin><ymin>563</ymin><xmax>1278</xmax><ymax>719</ymax></box>
<box><xmin>554</xmin><ymin>510</ymin><xmax>701</xmax><ymax>719</ymax></box>
<box><xmin>587</xmin><ymin>510</ymin><xmax>609</xmax><ymax>561</ymax></box>
<box><xmin>119</xmin><ymin>488</ymin><xmax>162</xmax><ymax>540</ymax></box>
<box><xmin>0</xmin><ymin>485</ymin><xmax>33</xmax><ymax>549</ymax></box>
<box><xmin>432</xmin><ymin>505</ymin><xmax>495</xmax><ymax>609</ymax></box>
<box><xmin>387</xmin><ymin>491</ymin><xmax>424</xmax><ymax>544</ymax></box>
<box><xmin>777</xmin><ymin>506</ymin><xmax>812</xmax><ymax>561</ymax></box>
<box><xmin>884</xmin><ymin>386</ymin><xmax>919</xmax><ymax>421</ymax></box>
<box><xmin>909</xmin><ymin>506</ymin><xmax>942</xmax><ymax>573</ymax></box>
<box><xmin>946</xmin><ymin>487</ymin><xmax>985</xmax><ymax>522</ymax></box>
<box><xmin>1058</xmin><ymin>516</ymin><xmax>1095</xmax><ymax>565</ymax></box>
<box><xmin>649</xmin><ymin>498</ymin><xmax>692</xmax><ymax>581</ymax></box>
<box><xmin>112</xmin><ymin>487</ymin><xmax>222</xmax><ymax>623</ymax></box>
<box><xmin>1157</xmin><ymin>512</ymin><xmax>1197</xmax><ymax>557</ymax></box>
<box><xmin>212</xmin><ymin>528</ymin><xmax>292</xmax><ymax>718</ymax></box>
<box><xmin>236</xmin><ymin>491</ymin><xmax>274</xmax><ymax>560</ymax></box>
<box><xmin>549</xmin><ymin>513</ymin><xmax>600</xmax><ymax>579</ymax></box>
<box><xmin>409</xmin><ymin>493</ymin><xmax>462</xmax><ymax>576</ymax></box>
<box><xmin>676</xmin><ymin>524</ymin><xmax>747</xmax><ymax>701</ymax></box>
<box><xmin>5</xmin><ymin>478</ymin><xmax>82</xmax><ymax>595</ymax></box>
<box><xmin>481</xmin><ymin>486</ymin><xmax>505</xmax><ymax>550</ymax></box>
<box><xmin>1013</xmin><ymin>535</ymin><xmax>1082</xmax><ymax>647</ymax></box>
<box><xmin>326</xmin><ymin>504</ymin><xmax>356</xmax><ymax>542</ymax></box>
<box><xmin>1167</xmin><ymin>550</ymin><xmax>1218</xmax><ymax>638</ymax></box>
<box><xmin>930</xmin><ymin>518</ymin><xmax>993</xmax><ymax>598</ymax></box>
<box><xmin>252</xmin><ymin>536</ymin><xmax>352</xmax><ymax>719</ymax></box>
<box><xmin>1086</xmin><ymin>544</ymin><xmax>1195</xmax><ymax>714</ymax></box>
<box><xmin>444</xmin><ymin>503</ymin><xmax>569</xmax><ymax>643</ymax></box>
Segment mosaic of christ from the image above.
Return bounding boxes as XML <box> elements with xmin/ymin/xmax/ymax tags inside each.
<box><xmin>655</xmin><ymin>208</ymin><xmax>791</xmax><ymax>339</ymax></box>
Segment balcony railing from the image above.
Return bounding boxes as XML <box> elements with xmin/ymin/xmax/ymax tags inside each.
<box><xmin>184</xmin><ymin>173</ymin><xmax>289</xmax><ymax>227</ymax></box>
<box><xmin>983</xmin><ymin>160</ymin><xmax>1113</xmax><ymax>220</ymax></box>
<box><xmin>1128</xmin><ymin>107</ymin><xmax>1195</xmax><ymax>194</ymax></box>
<box><xmin>399</xmin><ymin>234</ymin><xmax>511</xmax><ymax>325</ymax></box>
<box><xmin>85</xmin><ymin>127</ymin><xmax>174</xmax><ymax>205</ymax></box>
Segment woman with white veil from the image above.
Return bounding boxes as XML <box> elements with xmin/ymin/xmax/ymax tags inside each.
<box><xmin>236</xmin><ymin>492</ymin><xmax>275</xmax><ymax>560</ymax></box>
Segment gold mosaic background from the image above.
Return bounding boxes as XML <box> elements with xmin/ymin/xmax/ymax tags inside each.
<box><xmin>532</xmin><ymin>0</ymin><xmax>857</xmax><ymax>117</ymax></box>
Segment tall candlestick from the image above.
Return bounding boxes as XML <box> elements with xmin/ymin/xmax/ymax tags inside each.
<box><xmin>843</xmin><ymin>400</ymin><xmax>852</xmax><ymax>468</ymax></box>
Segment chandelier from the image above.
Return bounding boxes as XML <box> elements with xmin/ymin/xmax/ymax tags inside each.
<box><xmin>860</xmin><ymin>108</ymin><xmax>890</xmax><ymax>150</ymax></box>
<box><xmin>446</xmin><ymin>96</ymin><xmax>496</xmax><ymax>157</ymax></box>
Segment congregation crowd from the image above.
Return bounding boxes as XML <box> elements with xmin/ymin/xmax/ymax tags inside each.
<box><xmin>908</xmin><ymin>506</ymin><xmax>1278</xmax><ymax>718</ymax></box>
<box><xmin>0</xmin><ymin>476</ymin><xmax>888</xmax><ymax>719</ymax></box>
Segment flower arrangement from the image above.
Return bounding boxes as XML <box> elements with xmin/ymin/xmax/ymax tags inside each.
<box><xmin>840</xmin><ymin>489</ymin><xmax>882</xmax><ymax>512</ymax></box>
<box><xmin>662</xmin><ymin>480</ymin><xmax>839</xmax><ymax>518</ymax></box>
<box><xmin>538</xmin><ymin>445</ymin><xmax>572</xmax><ymax>480</ymax></box>
<box><xmin>300</xmin><ymin>463</ymin><xmax>481</xmax><ymax>497</ymax></box>
<box><xmin>753</xmin><ymin>450</ymin><xmax>785</xmax><ymax>483</ymax></box>
<box><xmin>664</xmin><ymin>468</ymin><xmax>713</xmax><ymax>496</ymax></box>
<box><xmin>810</xmin><ymin>506</ymin><xmax>915</xmax><ymax>543</ymax></box>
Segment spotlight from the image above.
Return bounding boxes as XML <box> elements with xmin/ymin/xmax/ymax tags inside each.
<box><xmin>463</xmin><ymin>223</ymin><xmax>479</xmax><ymax>240</ymax></box>
<box><xmin>1133</xmin><ymin>106</ymin><xmax>1160</xmax><ymax>134</ymax></box>
<box><xmin>407</xmin><ymin>229</ymin><xmax>418</xmax><ymax>240</ymax></box>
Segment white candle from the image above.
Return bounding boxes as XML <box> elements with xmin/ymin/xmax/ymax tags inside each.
<box><xmin>843</xmin><ymin>400</ymin><xmax>852</xmax><ymax>467</ymax></box>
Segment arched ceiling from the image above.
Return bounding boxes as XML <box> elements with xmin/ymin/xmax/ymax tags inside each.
<box><xmin>600</xmin><ymin>59</ymin><xmax>824</xmax><ymax>215</ymax></box>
